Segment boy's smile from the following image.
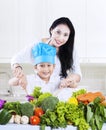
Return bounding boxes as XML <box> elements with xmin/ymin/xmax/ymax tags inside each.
<box><xmin>35</xmin><ymin>63</ymin><xmax>55</xmax><ymax>83</ymax></box>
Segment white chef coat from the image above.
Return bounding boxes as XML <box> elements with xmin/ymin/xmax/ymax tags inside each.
<box><xmin>26</xmin><ymin>73</ymin><xmax>60</xmax><ymax>95</ymax></box>
<box><xmin>11</xmin><ymin>39</ymin><xmax>82</xmax><ymax>78</ymax></box>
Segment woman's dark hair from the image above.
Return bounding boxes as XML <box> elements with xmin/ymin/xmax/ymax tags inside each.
<box><xmin>49</xmin><ymin>17</ymin><xmax>75</xmax><ymax>78</ymax></box>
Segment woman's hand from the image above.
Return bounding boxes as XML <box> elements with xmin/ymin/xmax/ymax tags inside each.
<box><xmin>59</xmin><ymin>76</ymin><xmax>78</xmax><ymax>88</ymax></box>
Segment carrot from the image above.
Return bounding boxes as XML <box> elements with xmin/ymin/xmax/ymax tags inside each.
<box><xmin>76</xmin><ymin>91</ymin><xmax>105</xmax><ymax>104</ymax></box>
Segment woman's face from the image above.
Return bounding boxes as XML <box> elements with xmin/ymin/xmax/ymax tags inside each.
<box><xmin>50</xmin><ymin>24</ymin><xmax>70</xmax><ymax>48</ymax></box>
<box><xmin>35</xmin><ymin>63</ymin><xmax>55</xmax><ymax>82</ymax></box>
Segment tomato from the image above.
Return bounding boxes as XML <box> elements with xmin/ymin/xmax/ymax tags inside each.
<box><xmin>34</xmin><ymin>107</ymin><xmax>44</xmax><ymax>117</ymax></box>
<box><xmin>30</xmin><ymin>116</ymin><xmax>40</xmax><ymax>125</ymax></box>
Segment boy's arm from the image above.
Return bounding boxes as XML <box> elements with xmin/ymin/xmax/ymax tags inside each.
<box><xmin>8</xmin><ymin>74</ymin><xmax>28</xmax><ymax>89</ymax></box>
<box><xmin>8</xmin><ymin>77</ymin><xmax>19</xmax><ymax>86</ymax></box>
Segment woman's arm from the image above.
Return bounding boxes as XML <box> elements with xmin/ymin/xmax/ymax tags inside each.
<box><xmin>10</xmin><ymin>43</ymin><xmax>36</xmax><ymax>88</ymax></box>
<box><xmin>11</xmin><ymin>42</ymin><xmax>38</xmax><ymax>67</ymax></box>
<box><xmin>71</xmin><ymin>46</ymin><xmax>82</xmax><ymax>80</ymax></box>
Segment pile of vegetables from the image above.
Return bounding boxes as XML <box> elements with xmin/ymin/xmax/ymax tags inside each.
<box><xmin>0</xmin><ymin>87</ymin><xmax>106</xmax><ymax>130</ymax></box>
<box><xmin>71</xmin><ymin>89</ymin><xmax>106</xmax><ymax>130</ymax></box>
<box><xmin>0</xmin><ymin>101</ymin><xmax>34</xmax><ymax>125</ymax></box>
<box><xmin>40</xmin><ymin>101</ymin><xmax>89</xmax><ymax>130</ymax></box>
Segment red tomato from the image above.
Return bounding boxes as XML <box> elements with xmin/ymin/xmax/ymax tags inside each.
<box><xmin>34</xmin><ymin>107</ymin><xmax>44</xmax><ymax>117</ymax></box>
<box><xmin>30</xmin><ymin>116</ymin><xmax>40</xmax><ymax>125</ymax></box>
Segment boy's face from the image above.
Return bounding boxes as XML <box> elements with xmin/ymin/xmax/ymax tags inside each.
<box><xmin>34</xmin><ymin>62</ymin><xmax>55</xmax><ymax>82</ymax></box>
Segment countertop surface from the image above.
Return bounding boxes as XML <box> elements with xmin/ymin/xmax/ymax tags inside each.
<box><xmin>1</xmin><ymin>124</ymin><xmax>106</xmax><ymax>130</ymax></box>
<box><xmin>0</xmin><ymin>124</ymin><xmax>75</xmax><ymax>130</ymax></box>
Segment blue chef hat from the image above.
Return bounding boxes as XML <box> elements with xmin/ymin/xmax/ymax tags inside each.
<box><xmin>32</xmin><ymin>42</ymin><xmax>56</xmax><ymax>65</ymax></box>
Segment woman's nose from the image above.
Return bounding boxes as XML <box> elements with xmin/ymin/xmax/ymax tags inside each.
<box><xmin>58</xmin><ymin>35</ymin><xmax>64</xmax><ymax>42</ymax></box>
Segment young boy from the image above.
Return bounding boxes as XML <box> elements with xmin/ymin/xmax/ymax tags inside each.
<box><xmin>9</xmin><ymin>43</ymin><xmax>60</xmax><ymax>95</ymax></box>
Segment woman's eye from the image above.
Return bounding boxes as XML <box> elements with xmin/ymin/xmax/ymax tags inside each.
<box><xmin>64</xmin><ymin>33</ymin><xmax>69</xmax><ymax>37</ymax></box>
<box><xmin>56</xmin><ymin>30</ymin><xmax>61</xmax><ymax>34</ymax></box>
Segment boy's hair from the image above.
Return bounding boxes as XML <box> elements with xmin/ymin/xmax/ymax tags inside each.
<box><xmin>32</xmin><ymin>42</ymin><xmax>56</xmax><ymax>65</ymax></box>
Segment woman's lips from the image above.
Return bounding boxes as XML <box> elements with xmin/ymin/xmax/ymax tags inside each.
<box><xmin>56</xmin><ymin>40</ymin><xmax>62</xmax><ymax>45</ymax></box>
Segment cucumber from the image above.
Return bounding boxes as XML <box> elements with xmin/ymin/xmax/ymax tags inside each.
<box><xmin>0</xmin><ymin>109</ymin><xmax>12</xmax><ymax>125</ymax></box>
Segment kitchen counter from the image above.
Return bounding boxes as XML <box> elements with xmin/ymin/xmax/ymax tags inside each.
<box><xmin>1</xmin><ymin>124</ymin><xmax>106</xmax><ymax>130</ymax></box>
<box><xmin>0</xmin><ymin>95</ymin><xmax>27</xmax><ymax>102</ymax></box>
<box><xmin>0</xmin><ymin>124</ymin><xmax>78</xmax><ymax>130</ymax></box>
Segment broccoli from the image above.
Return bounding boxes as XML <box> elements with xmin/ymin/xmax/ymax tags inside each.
<box><xmin>41</xmin><ymin>96</ymin><xmax>59</xmax><ymax>112</ymax></box>
<box><xmin>36</xmin><ymin>92</ymin><xmax>52</xmax><ymax>107</ymax></box>
<box><xmin>19</xmin><ymin>102</ymin><xmax>34</xmax><ymax>117</ymax></box>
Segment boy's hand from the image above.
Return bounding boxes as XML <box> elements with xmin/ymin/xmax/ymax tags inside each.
<box><xmin>8</xmin><ymin>77</ymin><xmax>19</xmax><ymax>86</ymax></box>
<box><xmin>12</xmin><ymin>64</ymin><xmax>27</xmax><ymax>90</ymax></box>
<box><xmin>18</xmin><ymin>74</ymin><xmax>27</xmax><ymax>90</ymax></box>
<box><xmin>12</xmin><ymin>65</ymin><xmax>23</xmax><ymax>78</ymax></box>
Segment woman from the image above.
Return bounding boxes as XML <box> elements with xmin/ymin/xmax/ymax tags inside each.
<box><xmin>11</xmin><ymin>17</ymin><xmax>82</xmax><ymax>88</ymax></box>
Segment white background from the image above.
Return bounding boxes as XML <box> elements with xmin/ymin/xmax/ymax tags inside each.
<box><xmin>0</xmin><ymin>0</ymin><xmax>106</xmax><ymax>63</ymax></box>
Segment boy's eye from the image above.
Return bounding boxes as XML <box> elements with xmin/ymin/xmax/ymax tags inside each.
<box><xmin>48</xmin><ymin>64</ymin><xmax>51</xmax><ymax>67</ymax></box>
<box><xmin>40</xmin><ymin>65</ymin><xmax>44</xmax><ymax>67</ymax></box>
